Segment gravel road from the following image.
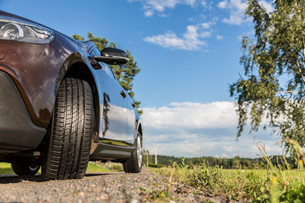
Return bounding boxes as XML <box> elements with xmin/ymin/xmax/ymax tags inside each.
<box><xmin>0</xmin><ymin>167</ymin><xmax>243</xmax><ymax>203</ymax></box>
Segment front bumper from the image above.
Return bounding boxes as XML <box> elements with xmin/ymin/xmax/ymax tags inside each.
<box><xmin>0</xmin><ymin>71</ymin><xmax>46</xmax><ymax>152</ymax></box>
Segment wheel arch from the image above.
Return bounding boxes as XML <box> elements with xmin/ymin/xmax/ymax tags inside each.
<box><xmin>39</xmin><ymin>52</ymin><xmax>100</xmax><ymax>152</ymax></box>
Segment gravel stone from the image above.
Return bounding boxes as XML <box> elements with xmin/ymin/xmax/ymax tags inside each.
<box><xmin>0</xmin><ymin>168</ymin><xmax>248</xmax><ymax>203</ymax></box>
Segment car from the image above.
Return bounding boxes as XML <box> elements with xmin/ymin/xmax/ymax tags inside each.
<box><xmin>0</xmin><ymin>10</ymin><xmax>143</xmax><ymax>180</ymax></box>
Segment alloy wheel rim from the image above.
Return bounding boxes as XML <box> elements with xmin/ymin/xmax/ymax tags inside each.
<box><xmin>137</xmin><ymin>136</ymin><xmax>142</xmax><ymax>168</ymax></box>
<box><xmin>28</xmin><ymin>163</ymin><xmax>40</xmax><ymax>172</ymax></box>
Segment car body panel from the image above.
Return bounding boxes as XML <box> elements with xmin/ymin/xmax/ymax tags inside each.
<box><xmin>0</xmin><ymin>71</ymin><xmax>46</xmax><ymax>152</ymax></box>
<box><xmin>0</xmin><ymin>10</ymin><xmax>141</xmax><ymax>162</ymax></box>
<box><xmin>0</xmin><ymin>40</ymin><xmax>63</xmax><ymax>127</ymax></box>
<box><xmin>85</xmin><ymin>44</ymin><xmax>135</xmax><ymax>145</ymax></box>
<box><xmin>96</xmin><ymin>72</ymin><xmax>130</xmax><ymax>143</ymax></box>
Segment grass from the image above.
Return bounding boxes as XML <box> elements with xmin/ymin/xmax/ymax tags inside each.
<box><xmin>153</xmin><ymin>163</ymin><xmax>305</xmax><ymax>202</ymax></box>
<box><xmin>0</xmin><ymin>161</ymin><xmax>123</xmax><ymax>175</ymax></box>
<box><xmin>0</xmin><ymin>162</ymin><xmax>14</xmax><ymax>175</ymax></box>
<box><xmin>86</xmin><ymin>162</ymin><xmax>113</xmax><ymax>173</ymax></box>
<box><xmin>86</xmin><ymin>161</ymin><xmax>124</xmax><ymax>173</ymax></box>
<box><xmin>152</xmin><ymin>141</ymin><xmax>305</xmax><ymax>202</ymax></box>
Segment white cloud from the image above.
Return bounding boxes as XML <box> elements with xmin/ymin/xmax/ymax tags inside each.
<box><xmin>128</xmin><ymin>0</ymin><xmax>206</xmax><ymax>17</ymax></box>
<box><xmin>201</xmin><ymin>22</ymin><xmax>211</xmax><ymax>29</ymax></box>
<box><xmin>144</xmin><ymin>21</ymin><xmax>216</xmax><ymax>51</ymax></box>
<box><xmin>143</xmin><ymin>32</ymin><xmax>205</xmax><ymax>51</ymax></box>
<box><xmin>146</xmin><ymin>0</ymin><xmax>178</xmax><ymax>12</ymax></box>
<box><xmin>143</xmin><ymin>101</ymin><xmax>237</xmax><ymax>129</ymax></box>
<box><xmin>218</xmin><ymin>0</ymin><xmax>228</xmax><ymax>9</ymax></box>
<box><xmin>200</xmin><ymin>31</ymin><xmax>211</xmax><ymax>38</ymax></box>
<box><xmin>216</xmin><ymin>35</ymin><xmax>224</xmax><ymax>40</ymax></box>
<box><xmin>144</xmin><ymin>25</ymin><xmax>207</xmax><ymax>51</ymax></box>
<box><xmin>218</xmin><ymin>0</ymin><xmax>273</xmax><ymax>25</ymax></box>
<box><xmin>142</xmin><ymin>101</ymin><xmax>282</xmax><ymax>157</ymax></box>
<box><xmin>144</xmin><ymin>10</ymin><xmax>154</xmax><ymax>17</ymax></box>
<box><xmin>221</xmin><ymin>153</ymin><xmax>229</xmax><ymax>158</ymax></box>
<box><xmin>218</xmin><ymin>0</ymin><xmax>248</xmax><ymax>25</ymax></box>
<box><xmin>184</xmin><ymin>0</ymin><xmax>196</xmax><ymax>6</ymax></box>
<box><xmin>259</xmin><ymin>0</ymin><xmax>274</xmax><ymax>13</ymax></box>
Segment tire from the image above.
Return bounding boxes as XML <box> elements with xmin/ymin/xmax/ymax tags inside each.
<box><xmin>123</xmin><ymin>133</ymin><xmax>142</xmax><ymax>173</ymax></box>
<box><xmin>42</xmin><ymin>78</ymin><xmax>94</xmax><ymax>180</ymax></box>
<box><xmin>11</xmin><ymin>161</ymin><xmax>40</xmax><ymax>176</ymax></box>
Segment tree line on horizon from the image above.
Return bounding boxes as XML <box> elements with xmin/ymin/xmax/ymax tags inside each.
<box><xmin>143</xmin><ymin>152</ymin><xmax>297</xmax><ymax>169</ymax></box>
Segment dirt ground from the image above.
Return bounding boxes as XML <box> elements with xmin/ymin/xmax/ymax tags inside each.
<box><xmin>0</xmin><ymin>168</ymin><xmax>243</xmax><ymax>203</ymax></box>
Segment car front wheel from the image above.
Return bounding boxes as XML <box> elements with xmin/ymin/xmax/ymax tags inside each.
<box><xmin>42</xmin><ymin>78</ymin><xmax>94</xmax><ymax>180</ymax></box>
<box><xmin>123</xmin><ymin>133</ymin><xmax>142</xmax><ymax>173</ymax></box>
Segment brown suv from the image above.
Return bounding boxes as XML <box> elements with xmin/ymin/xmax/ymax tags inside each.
<box><xmin>0</xmin><ymin>11</ymin><xmax>143</xmax><ymax>180</ymax></box>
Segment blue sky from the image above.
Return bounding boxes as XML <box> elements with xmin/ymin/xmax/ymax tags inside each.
<box><xmin>0</xmin><ymin>0</ymin><xmax>282</xmax><ymax>157</ymax></box>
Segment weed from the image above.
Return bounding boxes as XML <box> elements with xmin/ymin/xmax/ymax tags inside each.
<box><xmin>154</xmin><ymin>139</ymin><xmax>305</xmax><ymax>202</ymax></box>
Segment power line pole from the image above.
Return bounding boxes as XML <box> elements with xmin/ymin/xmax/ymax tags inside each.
<box><xmin>155</xmin><ymin>148</ymin><xmax>157</xmax><ymax>165</ymax></box>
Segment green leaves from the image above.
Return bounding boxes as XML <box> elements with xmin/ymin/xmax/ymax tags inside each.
<box><xmin>231</xmin><ymin>0</ymin><xmax>305</xmax><ymax>154</ymax></box>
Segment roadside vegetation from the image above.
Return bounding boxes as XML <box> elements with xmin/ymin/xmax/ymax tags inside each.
<box><xmin>149</xmin><ymin>141</ymin><xmax>305</xmax><ymax>202</ymax></box>
<box><xmin>154</xmin><ymin>162</ymin><xmax>305</xmax><ymax>202</ymax></box>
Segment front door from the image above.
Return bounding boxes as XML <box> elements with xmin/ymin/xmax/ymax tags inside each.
<box><xmin>96</xmin><ymin>63</ymin><xmax>133</xmax><ymax>145</ymax></box>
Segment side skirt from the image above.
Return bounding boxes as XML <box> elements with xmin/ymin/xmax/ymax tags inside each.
<box><xmin>90</xmin><ymin>143</ymin><xmax>135</xmax><ymax>161</ymax></box>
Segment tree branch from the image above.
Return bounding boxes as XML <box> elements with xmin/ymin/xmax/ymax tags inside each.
<box><xmin>276</xmin><ymin>90</ymin><xmax>304</xmax><ymax>101</ymax></box>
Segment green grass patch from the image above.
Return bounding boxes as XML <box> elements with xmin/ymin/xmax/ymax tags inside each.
<box><xmin>86</xmin><ymin>162</ymin><xmax>113</xmax><ymax>173</ymax></box>
<box><xmin>0</xmin><ymin>161</ymin><xmax>121</xmax><ymax>176</ymax></box>
<box><xmin>87</xmin><ymin>161</ymin><xmax>123</xmax><ymax>172</ymax></box>
<box><xmin>0</xmin><ymin>162</ymin><xmax>14</xmax><ymax>175</ymax></box>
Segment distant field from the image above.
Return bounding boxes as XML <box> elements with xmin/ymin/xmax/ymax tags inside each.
<box><xmin>222</xmin><ymin>168</ymin><xmax>305</xmax><ymax>178</ymax></box>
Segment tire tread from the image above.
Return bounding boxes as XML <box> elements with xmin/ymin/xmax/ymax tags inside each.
<box><xmin>43</xmin><ymin>78</ymin><xmax>94</xmax><ymax>180</ymax></box>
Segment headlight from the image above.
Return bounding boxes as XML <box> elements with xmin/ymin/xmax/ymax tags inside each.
<box><xmin>0</xmin><ymin>16</ymin><xmax>54</xmax><ymax>44</ymax></box>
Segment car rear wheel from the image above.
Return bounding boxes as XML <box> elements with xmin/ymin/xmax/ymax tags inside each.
<box><xmin>123</xmin><ymin>133</ymin><xmax>142</xmax><ymax>173</ymax></box>
<box><xmin>11</xmin><ymin>161</ymin><xmax>40</xmax><ymax>176</ymax></box>
<box><xmin>42</xmin><ymin>78</ymin><xmax>94</xmax><ymax>180</ymax></box>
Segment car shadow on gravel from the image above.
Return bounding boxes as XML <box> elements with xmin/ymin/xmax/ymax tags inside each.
<box><xmin>0</xmin><ymin>172</ymin><xmax>120</xmax><ymax>184</ymax></box>
<box><xmin>0</xmin><ymin>175</ymin><xmax>44</xmax><ymax>184</ymax></box>
<box><xmin>85</xmin><ymin>172</ymin><xmax>122</xmax><ymax>177</ymax></box>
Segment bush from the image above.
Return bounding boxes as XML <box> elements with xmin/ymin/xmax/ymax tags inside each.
<box><xmin>149</xmin><ymin>163</ymin><xmax>165</xmax><ymax>168</ymax></box>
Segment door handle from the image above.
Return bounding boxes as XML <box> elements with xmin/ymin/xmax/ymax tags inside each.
<box><xmin>120</xmin><ymin>90</ymin><xmax>127</xmax><ymax>98</ymax></box>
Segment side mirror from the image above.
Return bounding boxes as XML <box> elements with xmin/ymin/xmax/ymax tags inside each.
<box><xmin>94</xmin><ymin>47</ymin><xmax>129</xmax><ymax>65</ymax></box>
